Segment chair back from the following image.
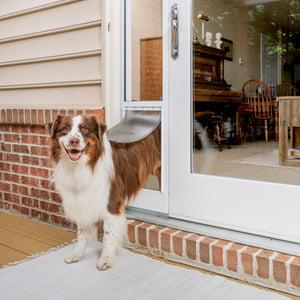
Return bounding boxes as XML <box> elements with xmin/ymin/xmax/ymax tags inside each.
<box><xmin>242</xmin><ymin>79</ymin><xmax>273</xmax><ymax>119</ymax></box>
<box><xmin>275</xmin><ymin>83</ymin><xmax>296</xmax><ymax>97</ymax></box>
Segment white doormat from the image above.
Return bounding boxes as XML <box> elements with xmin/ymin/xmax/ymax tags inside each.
<box><xmin>0</xmin><ymin>241</ymin><xmax>288</xmax><ymax>300</ymax></box>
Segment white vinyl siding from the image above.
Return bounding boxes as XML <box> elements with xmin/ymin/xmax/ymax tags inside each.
<box><xmin>0</xmin><ymin>0</ymin><xmax>104</xmax><ymax>108</ymax></box>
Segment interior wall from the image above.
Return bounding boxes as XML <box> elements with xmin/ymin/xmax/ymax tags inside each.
<box><xmin>131</xmin><ymin>0</ymin><xmax>162</xmax><ymax>100</ymax></box>
<box><xmin>193</xmin><ymin>0</ymin><xmax>261</xmax><ymax>92</ymax></box>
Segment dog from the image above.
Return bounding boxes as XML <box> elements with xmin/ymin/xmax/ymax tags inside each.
<box><xmin>49</xmin><ymin>114</ymin><xmax>161</xmax><ymax>270</ymax></box>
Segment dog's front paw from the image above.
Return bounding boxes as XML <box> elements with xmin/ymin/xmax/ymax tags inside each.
<box><xmin>96</xmin><ymin>255</ymin><xmax>114</xmax><ymax>271</ymax></box>
<box><xmin>64</xmin><ymin>251</ymin><xmax>83</xmax><ymax>264</ymax></box>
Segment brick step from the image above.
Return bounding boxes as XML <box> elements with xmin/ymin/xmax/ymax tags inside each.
<box><xmin>127</xmin><ymin>219</ymin><xmax>300</xmax><ymax>297</ymax></box>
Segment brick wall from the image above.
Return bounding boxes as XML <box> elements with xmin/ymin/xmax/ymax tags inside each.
<box><xmin>0</xmin><ymin>108</ymin><xmax>105</xmax><ymax>229</ymax></box>
<box><xmin>127</xmin><ymin>220</ymin><xmax>300</xmax><ymax>296</ymax></box>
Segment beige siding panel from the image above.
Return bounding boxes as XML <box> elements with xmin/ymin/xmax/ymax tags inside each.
<box><xmin>0</xmin><ymin>85</ymin><xmax>103</xmax><ymax>108</ymax></box>
<box><xmin>0</xmin><ymin>56</ymin><xmax>101</xmax><ymax>86</ymax></box>
<box><xmin>0</xmin><ymin>0</ymin><xmax>75</xmax><ymax>16</ymax></box>
<box><xmin>0</xmin><ymin>26</ymin><xmax>101</xmax><ymax>63</ymax></box>
<box><xmin>0</xmin><ymin>0</ymin><xmax>101</xmax><ymax>41</ymax></box>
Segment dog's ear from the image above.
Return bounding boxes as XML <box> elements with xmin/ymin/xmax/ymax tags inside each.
<box><xmin>89</xmin><ymin>115</ymin><xmax>107</xmax><ymax>139</ymax></box>
<box><xmin>48</xmin><ymin>114</ymin><xmax>63</xmax><ymax>138</ymax></box>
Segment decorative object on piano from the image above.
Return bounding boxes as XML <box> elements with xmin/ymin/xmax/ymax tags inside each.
<box><xmin>221</xmin><ymin>38</ymin><xmax>233</xmax><ymax>61</ymax></box>
<box><xmin>215</xmin><ymin>33</ymin><xmax>223</xmax><ymax>49</ymax></box>
<box><xmin>205</xmin><ymin>31</ymin><xmax>213</xmax><ymax>47</ymax></box>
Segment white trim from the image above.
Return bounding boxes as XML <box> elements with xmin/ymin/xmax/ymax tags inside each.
<box><xmin>0</xmin><ymin>20</ymin><xmax>102</xmax><ymax>44</ymax></box>
<box><xmin>0</xmin><ymin>0</ymin><xmax>82</xmax><ymax>21</ymax></box>
<box><xmin>104</xmin><ymin>0</ymin><xmax>122</xmax><ymax>128</ymax></box>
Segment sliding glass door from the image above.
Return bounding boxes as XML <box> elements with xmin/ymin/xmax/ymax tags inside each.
<box><xmin>169</xmin><ymin>0</ymin><xmax>300</xmax><ymax>241</ymax></box>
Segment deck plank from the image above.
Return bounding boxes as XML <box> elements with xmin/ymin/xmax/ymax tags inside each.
<box><xmin>0</xmin><ymin>212</ymin><xmax>76</xmax><ymax>267</ymax></box>
<box><xmin>0</xmin><ymin>212</ymin><xmax>75</xmax><ymax>244</ymax></box>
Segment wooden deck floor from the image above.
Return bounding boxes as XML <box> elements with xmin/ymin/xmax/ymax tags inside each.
<box><xmin>0</xmin><ymin>211</ymin><xmax>76</xmax><ymax>268</ymax></box>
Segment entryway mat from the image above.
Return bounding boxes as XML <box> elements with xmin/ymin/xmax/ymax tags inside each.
<box><xmin>0</xmin><ymin>241</ymin><xmax>289</xmax><ymax>299</ymax></box>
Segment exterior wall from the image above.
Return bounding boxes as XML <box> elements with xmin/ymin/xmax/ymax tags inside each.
<box><xmin>0</xmin><ymin>108</ymin><xmax>104</xmax><ymax>228</ymax></box>
<box><xmin>0</xmin><ymin>0</ymin><xmax>104</xmax><ymax>108</ymax></box>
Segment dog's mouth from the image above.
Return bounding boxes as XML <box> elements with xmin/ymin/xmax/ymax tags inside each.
<box><xmin>65</xmin><ymin>148</ymin><xmax>85</xmax><ymax>161</ymax></box>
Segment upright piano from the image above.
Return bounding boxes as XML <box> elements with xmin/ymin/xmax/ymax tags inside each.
<box><xmin>193</xmin><ymin>42</ymin><xmax>242</xmax><ymax>139</ymax></box>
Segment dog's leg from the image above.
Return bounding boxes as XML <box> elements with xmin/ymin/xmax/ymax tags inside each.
<box><xmin>65</xmin><ymin>223</ymin><xmax>97</xmax><ymax>264</ymax></box>
<box><xmin>97</xmin><ymin>212</ymin><xmax>126</xmax><ymax>271</ymax></box>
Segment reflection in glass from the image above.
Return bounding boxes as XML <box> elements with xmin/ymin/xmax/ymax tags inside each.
<box><xmin>192</xmin><ymin>0</ymin><xmax>300</xmax><ymax>185</ymax></box>
<box><xmin>131</xmin><ymin>0</ymin><xmax>163</xmax><ymax>101</ymax></box>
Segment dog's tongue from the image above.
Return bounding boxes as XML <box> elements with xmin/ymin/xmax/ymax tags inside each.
<box><xmin>68</xmin><ymin>149</ymin><xmax>83</xmax><ymax>161</ymax></box>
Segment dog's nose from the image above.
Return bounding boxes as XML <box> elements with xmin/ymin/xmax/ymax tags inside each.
<box><xmin>70</xmin><ymin>137</ymin><xmax>80</xmax><ymax>147</ymax></box>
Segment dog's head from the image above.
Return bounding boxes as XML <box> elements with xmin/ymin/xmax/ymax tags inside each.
<box><xmin>49</xmin><ymin>114</ymin><xmax>107</xmax><ymax>167</ymax></box>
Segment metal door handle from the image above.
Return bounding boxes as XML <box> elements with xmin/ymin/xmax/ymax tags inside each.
<box><xmin>171</xmin><ymin>4</ymin><xmax>178</xmax><ymax>59</ymax></box>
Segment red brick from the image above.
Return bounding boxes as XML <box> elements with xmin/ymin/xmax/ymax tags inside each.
<box><xmin>4</xmin><ymin>193</ymin><xmax>20</xmax><ymax>204</ymax></box>
<box><xmin>137</xmin><ymin>223</ymin><xmax>152</xmax><ymax>247</ymax></box>
<box><xmin>37</xmin><ymin>110</ymin><xmax>44</xmax><ymax>125</ymax></box>
<box><xmin>31</xmin><ymin>146</ymin><xmax>49</xmax><ymax>157</ymax></box>
<box><xmin>290</xmin><ymin>257</ymin><xmax>300</xmax><ymax>287</ymax></box>
<box><xmin>24</xmin><ymin>110</ymin><xmax>30</xmax><ymax>123</ymax></box>
<box><xmin>1</xmin><ymin>109</ymin><xmax>6</xmax><ymax>122</ymax></box>
<box><xmin>3</xmin><ymin>172</ymin><xmax>20</xmax><ymax>183</ymax></box>
<box><xmin>40</xmin><ymin>179</ymin><xmax>54</xmax><ymax>190</ymax></box>
<box><xmin>6</xmin><ymin>109</ymin><xmax>12</xmax><ymax>123</ymax></box>
<box><xmin>30</xmin><ymin>188</ymin><xmax>50</xmax><ymax>200</ymax></box>
<box><xmin>227</xmin><ymin>244</ymin><xmax>244</xmax><ymax>272</ymax></box>
<box><xmin>0</xmin><ymin>162</ymin><xmax>10</xmax><ymax>172</ymax></box>
<box><xmin>6</xmin><ymin>153</ymin><xmax>21</xmax><ymax>163</ymax></box>
<box><xmin>11</xmin><ymin>164</ymin><xmax>29</xmax><ymax>175</ymax></box>
<box><xmin>45</xmin><ymin>110</ymin><xmax>52</xmax><ymax>123</ymax></box>
<box><xmin>161</xmin><ymin>229</ymin><xmax>177</xmax><ymax>253</ymax></box>
<box><xmin>12</xmin><ymin>109</ymin><xmax>18</xmax><ymax>123</ymax></box>
<box><xmin>173</xmin><ymin>231</ymin><xmax>189</xmax><ymax>257</ymax></box>
<box><xmin>11</xmin><ymin>184</ymin><xmax>29</xmax><ymax>195</ymax></box>
<box><xmin>12</xmin><ymin>204</ymin><xmax>30</xmax><ymax>215</ymax></box>
<box><xmin>21</xmin><ymin>176</ymin><xmax>39</xmax><ymax>187</ymax></box>
<box><xmin>22</xmin><ymin>155</ymin><xmax>39</xmax><ymax>166</ymax></box>
<box><xmin>186</xmin><ymin>234</ymin><xmax>199</xmax><ymax>260</ymax></box>
<box><xmin>256</xmin><ymin>250</ymin><xmax>273</xmax><ymax>279</ymax></box>
<box><xmin>21</xmin><ymin>197</ymin><xmax>39</xmax><ymax>208</ymax></box>
<box><xmin>40</xmin><ymin>201</ymin><xmax>60</xmax><ymax>213</ymax></box>
<box><xmin>13</xmin><ymin>144</ymin><xmax>29</xmax><ymax>154</ymax></box>
<box><xmin>50</xmin><ymin>192</ymin><xmax>62</xmax><ymax>203</ymax></box>
<box><xmin>30</xmin><ymin>167</ymin><xmax>49</xmax><ymax>178</ymax></box>
<box><xmin>30</xmin><ymin>126</ymin><xmax>47</xmax><ymax>135</ymax></box>
<box><xmin>11</xmin><ymin>125</ymin><xmax>28</xmax><ymax>134</ymax></box>
<box><xmin>273</xmin><ymin>254</ymin><xmax>291</xmax><ymax>283</ymax></box>
<box><xmin>19</xmin><ymin>109</ymin><xmax>25</xmax><ymax>124</ymax></box>
<box><xmin>149</xmin><ymin>226</ymin><xmax>165</xmax><ymax>249</ymax></box>
<box><xmin>1</xmin><ymin>142</ymin><xmax>11</xmax><ymax>152</ymax></box>
<box><xmin>3</xmin><ymin>133</ymin><xmax>20</xmax><ymax>142</ymax></box>
<box><xmin>31</xmin><ymin>109</ymin><xmax>37</xmax><ymax>124</ymax></box>
<box><xmin>200</xmin><ymin>237</ymin><xmax>216</xmax><ymax>264</ymax></box>
<box><xmin>21</xmin><ymin>135</ymin><xmax>38</xmax><ymax>144</ymax></box>
<box><xmin>241</xmin><ymin>247</ymin><xmax>259</xmax><ymax>275</ymax></box>
<box><xmin>212</xmin><ymin>240</ymin><xmax>230</xmax><ymax>267</ymax></box>
<box><xmin>50</xmin><ymin>214</ymin><xmax>71</xmax><ymax>227</ymax></box>
<box><xmin>127</xmin><ymin>221</ymin><xmax>143</xmax><ymax>243</ymax></box>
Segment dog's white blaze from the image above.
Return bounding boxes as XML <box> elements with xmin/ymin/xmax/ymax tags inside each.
<box><xmin>59</xmin><ymin>115</ymin><xmax>86</xmax><ymax>152</ymax></box>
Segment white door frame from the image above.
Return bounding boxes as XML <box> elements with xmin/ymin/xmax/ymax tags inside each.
<box><xmin>168</xmin><ymin>0</ymin><xmax>300</xmax><ymax>243</ymax></box>
<box><xmin>122</xmin><ymin>0</ymin><xmax>169</xmax><ymax>214</ymax></box>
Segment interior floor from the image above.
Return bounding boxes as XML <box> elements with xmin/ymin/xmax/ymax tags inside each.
<box><xmin>193</xmin><ymin>140</ymin><xmax>300</xmax><ymax>186</ymax></box>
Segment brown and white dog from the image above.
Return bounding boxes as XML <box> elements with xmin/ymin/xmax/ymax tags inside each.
<box><xmin>49</xmin><ymin>114</ymin><xmax>161</xmax><ymax>270</ymax></box>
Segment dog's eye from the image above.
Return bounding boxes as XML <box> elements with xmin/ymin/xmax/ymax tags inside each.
<box><xmin>81</xmin><ymin>125</ymin><xmax>89</xmax><ymax>135</ymax></box>
<box><xmin>62</xmin><ymin>125</ymin><xmax>70</xmax><ymax>134</ymax></box>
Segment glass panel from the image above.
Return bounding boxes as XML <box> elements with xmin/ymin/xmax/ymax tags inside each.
<box><xmin>131</xmin><ymin>0</ymin><xmax>163</xmax><ymax>101</ymax></box>
<box><xmin>192</xmin><ymin>0</ymin><xmax>300</xmax><ymax>185</ymax></box>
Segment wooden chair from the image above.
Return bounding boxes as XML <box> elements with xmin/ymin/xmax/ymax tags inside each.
<box><xmin>242</xmin><ymin>79</ymin><xmax>273</xmax><ymax>142</ymax></box>
<box><xmin>275</xmin><ymin>83</ymin><xmax>296</xmax><ymax>97</ymax></box>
